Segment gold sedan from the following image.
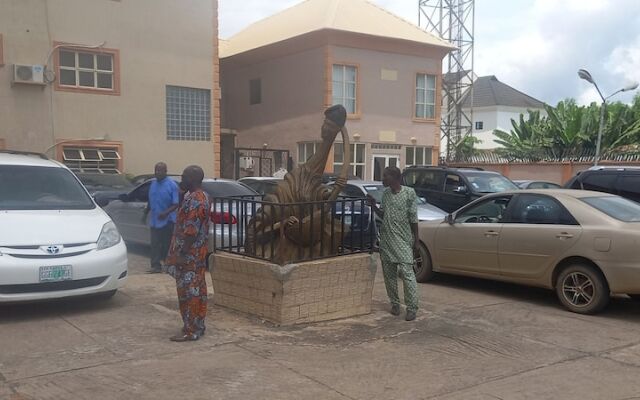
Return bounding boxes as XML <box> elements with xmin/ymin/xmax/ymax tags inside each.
<box><xmin>415</xmin><ymin>190</ymin><xmax>640</xmax><ymax>314</ymax></box>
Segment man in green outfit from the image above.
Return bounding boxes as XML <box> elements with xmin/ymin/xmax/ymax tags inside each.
<box><xmin>368</xmin><ymin>166</ymin><xmax>420</xmax><ymax>321</ymax></box>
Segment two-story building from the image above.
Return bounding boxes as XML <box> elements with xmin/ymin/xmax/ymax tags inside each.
<box><xmin>463</xmin><ymin>75</ymin><xmax>546</xmax><ymax>149</ymax></box>
<box><xmin>220</xmin><ymin>0</ymin><xmax>453</xmax><ymax>180</ymax></box>
<box><xmin>0</xmin><ymin>0</ymin><xmax>220</xmax><ymax>176</ymax></box>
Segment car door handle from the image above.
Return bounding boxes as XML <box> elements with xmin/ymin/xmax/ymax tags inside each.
<box><xmin>484</xmin><ymin>230</ymin><xmax>499</xmax><ymax>237</ymax></box>
<box><xmin>556</xmin><ymin>233</ymin><xmax>574</xmax><ymax>239</ymax></box>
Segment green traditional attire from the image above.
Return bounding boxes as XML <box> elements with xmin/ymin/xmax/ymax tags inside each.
<box><xmin>379</xmin><ymin>186</ymin><xmax>419</xmax><ymax>312</ymax></box>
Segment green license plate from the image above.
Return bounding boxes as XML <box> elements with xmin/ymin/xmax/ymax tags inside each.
<box><xmin>39</xmin><ymin>265</ymin><xmax>73</xmax><ymax>282</ymax></box>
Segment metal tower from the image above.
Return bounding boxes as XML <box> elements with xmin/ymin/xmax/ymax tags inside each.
<box><xmin>419</xmin><ymin>0</ymin><xmax>475</xmax><ymax>162</ymax></box>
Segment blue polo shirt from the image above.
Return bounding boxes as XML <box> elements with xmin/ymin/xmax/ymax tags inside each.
<box><xmin>148</xmin><ymin>178</ymin><xmax>179</xmax><ymax>228</ymax></box>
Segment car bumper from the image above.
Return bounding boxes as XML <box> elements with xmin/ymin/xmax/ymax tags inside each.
<box><xmin>0</xmin><ymin>241</ymin><xmax>128</xmax><ymax>303</ymax></box>
<box><xmin>597</xmin><ymin>260</ymin><xmax>640</xmax><ymax>294</ymax></box>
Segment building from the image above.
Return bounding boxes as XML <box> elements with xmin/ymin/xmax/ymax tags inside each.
<box><xmin>0</xmin><ymin>0</ymin><xmax>220</xmax><ymax>177</ymax></box>
<box><xmin>463</xmin><ymin>75</ymin><xmax>546</xmax><ymax>149</ymax></box>
<box><xmin>219</xmin><ymin>0</ymin><xmax>453</xmax><ymax>180</ymax></box>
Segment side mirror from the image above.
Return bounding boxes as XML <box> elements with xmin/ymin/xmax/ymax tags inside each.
<box><xmin>95</xmin><ymin>197</ymin><xmax>110</xmax><ymax>207</ymax></box>
<box><xmin>118</xmin><ymin>193</ymin><xmax>129</xmax><ymax>202</ymax></box>
<box><xmin>446</xmin><ymin>214</ymin><xmax>455</xmax><ymax>225</ymax></box>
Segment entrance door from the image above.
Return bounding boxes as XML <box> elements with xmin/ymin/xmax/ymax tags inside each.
<box><xmin>372</xmin><ymin>155</ymin><xmax>399</xmax><ymax>181</ymax></box>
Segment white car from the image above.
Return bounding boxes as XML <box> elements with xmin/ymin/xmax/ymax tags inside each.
<box><xmin>0</xmin><ymin>150</ymin><xmax>128</xmax><ymax>303</ymax></box>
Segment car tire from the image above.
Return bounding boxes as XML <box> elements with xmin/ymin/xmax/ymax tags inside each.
<box><xmin>555</xmin><ymin>264</ymin><xmax>609</xmax><ymax>314</ymax></box>
<box><xmin>413</xmin><ymin>243</ymin><xmax>434</xmax><ymax>283</ymax></box>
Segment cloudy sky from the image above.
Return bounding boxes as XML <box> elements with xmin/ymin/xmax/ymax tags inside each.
<box><xmin>220</xmin><ymin>0</ymin><xmax>640</xmax><ymax>105</ymax></box>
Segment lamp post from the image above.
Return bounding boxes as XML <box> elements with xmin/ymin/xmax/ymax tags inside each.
<box><xmin>578</xmin><ymin>69</ymin><xmax>639</xmax><ymax>166</ymax></box>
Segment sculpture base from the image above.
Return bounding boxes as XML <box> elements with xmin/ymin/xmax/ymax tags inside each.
<box><xmin>210</xmin><ymin>253</ymin><xmax>377</xmax><ymax>325</ymax></box>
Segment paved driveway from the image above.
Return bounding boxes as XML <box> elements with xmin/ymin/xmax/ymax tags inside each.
<box><xmin>2</xmin><ymin>247</ymin><xmax>640</xmax><ymax>400</ymax></box>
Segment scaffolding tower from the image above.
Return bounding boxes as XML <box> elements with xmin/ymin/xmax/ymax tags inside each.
<box><xmin>419</xmin><ymin>0</ymin><xmax>475</xmax><ymax>162</ymax></box>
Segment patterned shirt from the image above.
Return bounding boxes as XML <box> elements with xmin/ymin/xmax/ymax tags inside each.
<box><xmin>379</xmin><ymin>186</ymin><xmax>419</xmax><ymax>264</ymax></box>
<box><xmin>167</xmin><ymin>189</ymin><xmax>210</xmax><ymax>271</ymax></box>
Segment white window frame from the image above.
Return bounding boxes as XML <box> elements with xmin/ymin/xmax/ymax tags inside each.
<box><xmin>415</xmin><ymin>73</ymin><xmax>436</xmax><ymax>120</ymax></box>
<box><xmin>405</xmin><ymin>146</ymin><xmax>433</xmax><ymax>167</ymax></box>
<box><xmin>332</xmin><ymin>64</ymin><xmax>358</xmax><ymax>115</ymax></box>
<box><xmin>333</xmin><ymin>143</ymin><xmax>366</xmax><ymax>179</ymax></box>
<box><xmin>298</xmin><ymin>142</ymin><xmax>319</xmax><ymax>164</ymax></box>
<box><xmin>62</xmin><ymin>146</ymin><xmax>121</xmax><ymax>174</ymax></box>
<box><xmin>58</xmin><ymin>50</ymin><xmax>114</xmax><ymax>91</ymax></box>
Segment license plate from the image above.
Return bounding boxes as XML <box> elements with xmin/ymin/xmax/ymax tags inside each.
<box><xmin>39</xmin><ymin>265</ymin><xmax>73</xmax><ymax>282</ymax></box>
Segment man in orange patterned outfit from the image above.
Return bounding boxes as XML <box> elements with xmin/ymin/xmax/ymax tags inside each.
<box><xmin>166</xmin><ymin>165</ymin><xmax>210</xmax><ymax>342</ymax></box>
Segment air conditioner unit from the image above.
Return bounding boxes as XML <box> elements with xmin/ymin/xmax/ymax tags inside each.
<box><xmin>12</xmin><ymin>64</ymin><xmax>46</xmax><ymax>85</ymax></box>
<box><xmin>239</xmin><ymin>157</ymin><xmax>255</xmax><ymax>170</ymax></box>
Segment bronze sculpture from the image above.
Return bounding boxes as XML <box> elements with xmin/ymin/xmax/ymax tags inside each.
<box><xmin>245</xmin><ymin>105</ymin><xmax>351</xmax><ymax>265</ymax></box>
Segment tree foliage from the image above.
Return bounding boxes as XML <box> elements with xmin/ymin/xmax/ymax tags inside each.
<box><xmin>491</xmin><ymin>95</ymin><xmax>640</xmax><ymax>161</ymax></box>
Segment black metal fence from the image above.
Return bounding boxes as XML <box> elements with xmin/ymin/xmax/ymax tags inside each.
<box><xmin>212</xmin><ymin>196</ymin><xmax>376</xmax><ymax>264</ymax></box>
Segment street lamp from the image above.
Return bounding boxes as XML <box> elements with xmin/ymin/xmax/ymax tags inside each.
<box><xmin>578</xmin><ymin>69</ymin><xmax>639</xmax><ymax>166</ymax></box>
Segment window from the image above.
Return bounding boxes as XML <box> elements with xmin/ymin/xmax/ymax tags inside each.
<box><xmin>618</xmin><ymin>175</ymin><xmax>640</xmax><ymax>203</ymax></box>
<box><xmin>527</xmin><ymin>181</ymin><xmax>561</xmax><ymax>189</ymax></box>
<box><xmin>445</xmin><ymin>174</ymin><xmax>467</xmax><ymax>194</ymax></box>
<box><xmin>166</xmin><ymin>85</ymin><xmax>211</xmax><ymax>141</ymax></box>
<box><xmin>56</xmin><ymin>47</ymin><xmax>119</xmax><ymax>94</ymax></box>
<box><xmin>404</xmin><ymin>170</ymin><xmax>445</xmax><ymax>191</ymax></box>
<box><xmin>340</xmin><ymin>185</ymin><xmax>365</xmax><ymax>198</ymax></box>
<box><xmin>582</xmin><ymin>196</ymin><xmax>640</xmax><ymax>222</ymax></box>
<box><xmin>332</xmin><ymin>64</ymin><xmax>357</xmax><ymax>115</ymax></box>
<box><xmin>298</xmin><ymin>142</ymin><xmax>318</xmax><ymax>164</ymax></box>
<box><xmin>464</xmin><ymin>172</ymin><xmax>519</xmax><ymax>193</ymax></box>
<box><xmin>415</xmin><ymin>73</ymin><xmax>436</xmax><ymax>119</ymax></box>
<box><xmin>510</xmin><ymin>194</ymin><xmax>577</xmax><ymax>225</ymax></box>
<box><xmin>582</xmin><ymin>173</ymin><xmax>617</xmax><ymax>193</ymax></box>
<box><xmin>456</xmin><ymin>196</ymin><xmax>512</xmax><ymax>223</ymax></box>
<box><xmin>475</xmin><ymin>121</ymin><xmax>484</xmax><ymax>130</ymax></box>
<box><xmin>62</xmin><ymin>146</ymin><xmax>122</xmax><ymax>174</ymax></box>
<box><xmin>249</xmin><ymin>79</ymin><xmax>261</xmax><ymax>105</ymax></box>
<box><xmin>333</xmin><ymin>143</ymin><xmax>366</xmax><ymax>179</ymax></box>
<box><xmin>405</xmin><ymin>146</ymin><xmax>433</xmax><ymax>167</ymax></box>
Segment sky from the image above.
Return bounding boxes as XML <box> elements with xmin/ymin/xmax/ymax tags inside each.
<box><xmin>219</xmin><ymin>0</ymin><xmax>640</xmax><ymax>106</ymax></box>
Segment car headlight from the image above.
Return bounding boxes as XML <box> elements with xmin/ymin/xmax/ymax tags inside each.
<box><xmin>97</xmin><ymin>221</ymin><xmax>121</xmax><ymax>250</ymax></box>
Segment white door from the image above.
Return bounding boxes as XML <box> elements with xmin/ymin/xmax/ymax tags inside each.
<box><xmin>372</xmin><ymin>155</ymin><xmax>400</xmax><ymax>181</ymax></box>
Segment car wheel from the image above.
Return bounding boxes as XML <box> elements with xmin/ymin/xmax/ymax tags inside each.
<box><xmin>413</xmin><ymin>243</ymin><xmax>434</xmax><ymax>283</ymax></box>
<box><xmin>556</xmin><ymin>264</ymin><xmax>609</xmax><ymax>314</ymax></box>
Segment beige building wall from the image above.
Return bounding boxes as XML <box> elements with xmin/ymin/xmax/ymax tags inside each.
<box><xmin>0</xmin><ymin>0</ymin><xmax>219</xmax><ymax>176</ymax></box>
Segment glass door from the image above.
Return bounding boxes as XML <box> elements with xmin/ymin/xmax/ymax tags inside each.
<box><xmin>372</xmin><ymin>155</ymin><xmax>399</xmax><ymax>181</ymax></box>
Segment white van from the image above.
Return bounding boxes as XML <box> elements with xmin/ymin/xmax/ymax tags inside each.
<box><xmin>0</xmin><ymin>150</ymin><xmax>128</xmax><ymax>303</ymax></box>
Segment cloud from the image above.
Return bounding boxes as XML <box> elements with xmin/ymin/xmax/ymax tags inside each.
<box><xmin>606</xmin><ymin>34</ymin><xmax>640</xmax><ymax>90</ymax></box>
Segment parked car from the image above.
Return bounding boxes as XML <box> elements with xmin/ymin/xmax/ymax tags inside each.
<box><xmin>0</xmin><ymin>150</ymin><xmax>128</xmax><ymax>303</ymax></box>
<box><xmin>333</xmin><ymin>180</ymin><xmax>447</xmax><ymax>222</ymax></box>
<box><xmin>403</xmin><ymin>166</ymin><xmax>519</xmax><ymax>213</ymax></box>
<box><xmin>239</xmin><ymin>177</ymin><xmax>281</xmax><ymax>197</ymax></box>
<box><xmin>415</xmin><ymin>189</ymin><xmax>640</xmax><ymax>314</ymax></box>
<box><xmin>75</xmin><ymin>172</ymin><xmax>134</xmax><ymax>207</ymax></box>
<box><xmin>129</xmin><ymin>173</ymin><xmax>181</xmax><ymax>186</ymax></box>
<box><xmin>564</xmin><ymin>166</ymin><xmax>640</xmax><ymax>203</ymax></box>
<box><xmin>104</xmin><ymin>178</ymin><xmax>258</xmax><ymax>251</ymax></box>
<box><xmin>515</xmin><ymin>180</ymin><xmax>562</xmax><ymax>190</ymax></box>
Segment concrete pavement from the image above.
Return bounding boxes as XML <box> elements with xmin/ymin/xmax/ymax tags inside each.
<box><xmin>2</xmin><ymin>246</ymin><xmax>640</xmax><ymax>399</ymax></box>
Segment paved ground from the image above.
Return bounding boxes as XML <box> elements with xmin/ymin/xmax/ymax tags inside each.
<box><xmin>2</xmin><ymin>247</ymin><xmax>640</xmax><ymax>400</ymax></box>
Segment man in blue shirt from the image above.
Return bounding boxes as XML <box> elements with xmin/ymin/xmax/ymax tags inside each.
<box><xmin>146</xmin><ymin>162</ymin><xmax>179</xmax><ymax>273</ymax></box>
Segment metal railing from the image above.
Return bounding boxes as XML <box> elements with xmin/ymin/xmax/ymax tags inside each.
<box><xmin>212</xmin><ymin>195</ymin><xmax>376</xmax><ymax>264</ymax></box>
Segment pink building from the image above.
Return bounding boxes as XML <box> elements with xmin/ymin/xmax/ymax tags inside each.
<box><xmin>220</xmin><ymin>0</ymin><xmax>453</xmax><ymax>180</ymax></box>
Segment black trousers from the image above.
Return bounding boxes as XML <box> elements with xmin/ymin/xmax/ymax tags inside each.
<box><xmin>150</xmin><ymin>222</ymin><xmax>174</xmax><ymax>269</ymax></box>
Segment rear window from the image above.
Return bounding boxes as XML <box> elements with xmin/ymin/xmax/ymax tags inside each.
<box><xmin>0</xmin><ymin>165</ymin><xmax>95</xmax><ymax>210</ymax></box>
<box><xmin>77</xmin><ymin>173</ymin><xmax>133</xmax><ymax>190</ymax></box>
<box><xmin>403</xmin><ymin>170</ymin><xmax>444</xmax><ymax>191</ymax></box>
<box><xmin>202</xmin><ymin>181</ymin><xmax>257</xmax><ymax>198</ymax></box>
<box><xmin>582</xmin><ymin>196</ymin><xmax>640</xmax><ymax>222</ymax></box>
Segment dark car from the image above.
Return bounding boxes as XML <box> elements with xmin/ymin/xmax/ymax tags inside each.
<box><xmin>402</xmin><ymin>166</ymin><xmax>519</xmax><ymax>213</ymax></box>
<box><xmin>564</xmin><ymin>166</ymin><xmax>640</xmax><ymax>203</ymax></box>
<box><xmin>75</xmin><ymin>172</ymin><xmax>134</xmax><ymax>207</ymax></box>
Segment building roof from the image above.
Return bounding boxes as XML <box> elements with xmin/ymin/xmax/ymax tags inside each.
<box><xmin>220</xmin><ymin>0</ymin><xmax>454</xmax><ymax>58</ymax></box>
<box><xmin>462</xmin><ymin>76</ymin><xmax>545</xmax><ymax>109</ymax></box>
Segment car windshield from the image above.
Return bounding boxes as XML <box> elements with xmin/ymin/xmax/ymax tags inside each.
<box><xmin>582</xmin><ymin>196</ymin><xmax>640</xmax><ymax>222</ymax></box>
<box><xmin>465</xmin><ymin>172</ymin><xmax>519</xmax><ymax>193</ymax></box>
<box><xmin>363</xmin><ymin>185</ymin><xmax>384</xmax><ymax>203</ymax></box>
<box><xmin>77</xmin><ymin>173</ymin><xmax>133</xmax><ymax>190</ymax></box>
<box><xmin>202</xmin><ymin>181</ymin><xmax>258</xmax><ymax>198</ymax></box>
<box><xmin>0</xmin><ymin>165</ymin><xmax>95</xmax><ymax>210</ymax></box>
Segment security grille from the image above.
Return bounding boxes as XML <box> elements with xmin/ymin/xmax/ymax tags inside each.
<box><xmin>62</xmin><ymin>146</ymin><xmax>121</xmax><ymax>174</ymax></box>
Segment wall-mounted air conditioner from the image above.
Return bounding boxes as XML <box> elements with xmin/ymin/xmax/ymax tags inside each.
<box><xmin>12</xmin><ymin>64</ymin><xmax>46</xmax><ymax>85</ymax></box>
